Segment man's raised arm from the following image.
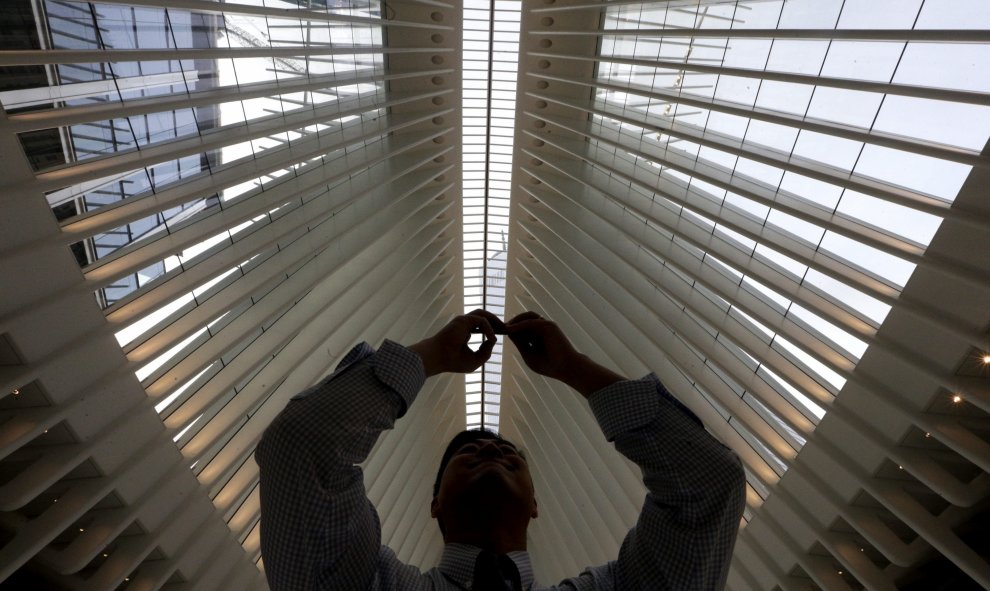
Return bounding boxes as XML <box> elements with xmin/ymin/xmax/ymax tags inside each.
<box><xmin>255</xmin><ymin>311</ymin><xmax>498</xmax><ymax>590</ymax></box>
<box><xmin>506</xmin><ymin>312</ymin><xmax>746</xmax><ymax>590</ymax></box>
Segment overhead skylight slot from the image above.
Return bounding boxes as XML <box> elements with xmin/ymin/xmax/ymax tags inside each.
<box><xmin>463</xmin><ymin>0</ymin><xmax>522</xmax><ymax>431</ymax></box>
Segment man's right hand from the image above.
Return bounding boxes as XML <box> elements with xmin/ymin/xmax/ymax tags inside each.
<box><xmin>506</xmin><ymin>311</ymin><xmax>626</xmax><ymax>398</ymax></box>
<box><xmin>504</xmin><ymin>312</ymin><xmax>580</xmax><ymax>383</ymax></box>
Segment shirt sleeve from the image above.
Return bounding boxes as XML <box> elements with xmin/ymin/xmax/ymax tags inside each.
<box><xmin>254</xmin><ymin>340</ymin><xmax>426</xmax><ymax>591</ymax></box>
<box><xmin>577</xmin><ymin>374</ymin><xmax>746</xmax><ymax>591</ymax></box>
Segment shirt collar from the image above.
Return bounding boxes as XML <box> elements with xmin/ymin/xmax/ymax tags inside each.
<box><xmin>438</xmin><ymin>543</ymin><xmax>535</xmax><ymax>590</ymax></box>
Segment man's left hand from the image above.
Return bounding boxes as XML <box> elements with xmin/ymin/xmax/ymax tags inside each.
<box><xmin>408</xmin><ymin>310</ymin><xmax>500</xmax><ymax>376</ymax></box>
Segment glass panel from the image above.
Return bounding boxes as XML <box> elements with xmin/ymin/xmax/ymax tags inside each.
<box><xmin>462</xmin><ymin>0</ymin><xmax>521</xmax><ymax>428</ymax></box>
<box><xmin>592</xmin><ymin>0</ymin><xmax>987</xmax><ymax>491</ymax></box>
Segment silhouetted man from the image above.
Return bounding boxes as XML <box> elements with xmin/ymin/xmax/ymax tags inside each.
<box><xmin>257</xmin><ymin>310</ymin><xmax>745</xmax><ymax>590</ymax></box>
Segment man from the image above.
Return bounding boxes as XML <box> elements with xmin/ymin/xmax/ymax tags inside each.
<box><xmin>256</xmin><ymin>310</ymin><xmax>746</xmax><ymax>590</ymax></box>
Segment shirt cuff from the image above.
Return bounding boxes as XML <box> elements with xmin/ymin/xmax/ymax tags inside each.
<box><xmin>371</xmin><ymin>339</ymin><xmax>426</xmax><ymax>416</ymax></box>
<box><xmin>588</xmin><ymin>374</ymin><xmax>703</xmax><ymax>441</ymax></box>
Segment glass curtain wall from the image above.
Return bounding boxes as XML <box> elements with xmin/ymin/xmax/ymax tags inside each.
<box><xmin>588</xmin><ymin>0</ymin><xmax>985</xmax><ymax>508</ymax></box>
<box><xmin>506</xmin><ymin>0</ymin><xmax>990</xmax><ymax>586</ymax></box>
<box><xmin>0</xmin><ymin>1</ymin><xmax>459</xmax><ymax>586</ymax></box>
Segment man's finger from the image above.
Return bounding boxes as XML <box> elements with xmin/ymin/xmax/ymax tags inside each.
<box><xmin>468</xmin><ymin>309</ymin><xmax>507</xmax><ymax>334</ymax></box>
<box><xmin>504</xmin><ymin>318</ymin><xmax>545</xmax><ymax>334</ymax></box>
<box><xmin>463</xmin><ymin>314</ymin><xmax>496</xmax><ymax>343</ymax></box>
<box><xmin>505</xmin><ymin>324</ymin><xmax>543</xmax><ymax>356</ymax></box>
<box><xmin>506</xmin><ymin>311</ymin><xmax>541</xmax><ymax>325</ymax></box>
<box><xmin>477</xmin><ymin>334</ymin><xmax>497</xmax><ymax>356</ymax></box>
<box><xmin>463</xmin><ymin>336</ymin><xmax>495</xmax><ymax>372</ymax></box>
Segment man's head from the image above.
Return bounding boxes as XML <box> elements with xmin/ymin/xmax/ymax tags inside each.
<box><xmin>431</xmin><ymin>429</ymin><xmax>538</xmax><ymax>543</ymax></box>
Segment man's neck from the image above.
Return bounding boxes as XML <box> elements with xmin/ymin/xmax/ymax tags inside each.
<box><xmin>443</xmin><ymin>525</ymin><xmax>527</xmax><ymax>554</ymax></box>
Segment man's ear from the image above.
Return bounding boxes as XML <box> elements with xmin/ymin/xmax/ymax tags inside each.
<box><xmin>431</xmin><ymin>496</ymin><xmax>440</xmax><ymax>518</ymax></box>
<box><xmin>531</xmin><ymin>497</ymin><xmax>538</xmax><ymax>519</ymax></box>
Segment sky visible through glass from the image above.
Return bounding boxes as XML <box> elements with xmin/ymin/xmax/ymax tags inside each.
<box><xmin>461</xmin><ymin>0</ymin><xmax>988</xmax><ymax>440</ymax></box>
<box><xmin>463</xmin><ymin>0</ymin><xmax>522</xmax><ymax>431</ymax></box>
<box><xmin>583</xmin><ymin>0</ymin><xmax>989</xmax><ymax>504</ymax></box>
<box><xmin>97</xmin><ymin>2</ymin><xmax>388</xmax><ymax>445</ymax></box>
<box><xmin>64</xmin><ymin>0</ymin><xmax>989</xmax><ymax>459</ymax></box>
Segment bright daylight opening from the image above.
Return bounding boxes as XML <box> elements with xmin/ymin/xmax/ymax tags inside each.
<box><xmin>463</xmin><ymin>0</ymin><xmax>522</xmax><ymax>431</ymax></box>
<box><xmin>531</xmin><ymin>0</ymin><xmax>989</xmax><ymax>505</ymax></box>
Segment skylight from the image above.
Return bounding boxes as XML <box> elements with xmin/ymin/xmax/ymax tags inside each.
<box><xmin>514</xmin><ymin>0</ymin><xmax>989</xmax><ymax>518</ymax></box>
<box><xmin>463</xmin><ymin>0</ymin><xmax>521</xmax><ymax>431</ymax></box>
<box><xmin>589</xmin><ymin>0</ymin><xmax>983</xmax><ymax>420</ymax></box>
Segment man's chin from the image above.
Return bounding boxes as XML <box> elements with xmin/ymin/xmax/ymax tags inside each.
<box><xmin>473</xmin><ymin>458</ymin><xmax>514</xmax><ymax>471</ymax></box>
<box><xmin>464</xmin><ymin>470</ymin><xmax>523</xmax><ymax>499</ymax></box>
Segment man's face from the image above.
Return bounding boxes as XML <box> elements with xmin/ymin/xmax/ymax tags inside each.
<box><xmin>431</xmin><ymin>438</ymin><xmax>538</xmax><ymax>521</ymax></box>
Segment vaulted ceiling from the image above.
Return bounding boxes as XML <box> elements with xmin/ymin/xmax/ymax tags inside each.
<box><xmin>0</xmin><ymin>1</ymin><xmax>988</xmax><ymax>589</ymax></box>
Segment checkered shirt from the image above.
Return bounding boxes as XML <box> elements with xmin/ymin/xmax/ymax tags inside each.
<box><xmin>256</xmin><ymin>340</ymin><xmax>745</xmax><ymax>590</ymax></box>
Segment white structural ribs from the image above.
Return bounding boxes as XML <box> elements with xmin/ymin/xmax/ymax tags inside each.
<box><xmin>501</xmin><ymin>0</ymin><xmax>990</xmax><ymax>589</ymax></box>
<box><xmin>0</xmin><ymin>0</ymin><xmax>463</xmax><ymax>588</ymax></box>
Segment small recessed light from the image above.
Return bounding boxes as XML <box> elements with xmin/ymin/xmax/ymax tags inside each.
<box><xmin>838</xmin><ymin>570</ymin><xmax>844</xmax><ymax>575</ymax></box>
<box><xmin>924</xmin><ymin>432</ymin><xmax>931</xmax><ymax>438</ymax></box>
<box><xmin>982</xmin><ymin>354</ymin><xmax>990</xmax><ymax>364</ymax></box>
<box><xmin>898</xmin><ymin>465</ymin><xmax>903</xmax><ymax>470</ymax></box>
<box><xmin>79</xmin><ymin>528</ymin><xmax>84</xmax><ymax>532</ymax></box>
<box><xmin>11</xmin><ymin>388</ymin><xmax>20</xmax><ymax>396</ymax></box>
<box><xmin>952</xmin><ymin>394</ymin><xmax>963</xmax><ymax>404</ymax></box>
